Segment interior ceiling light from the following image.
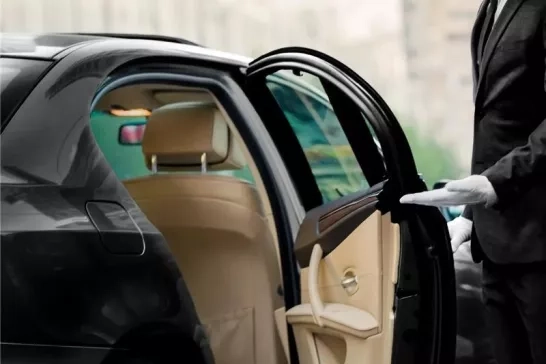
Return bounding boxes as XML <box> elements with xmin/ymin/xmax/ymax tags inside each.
<box><xmin>109</xmin><ymin>106</ymin><xmax>151</xmax><ymax>117</ymax></box>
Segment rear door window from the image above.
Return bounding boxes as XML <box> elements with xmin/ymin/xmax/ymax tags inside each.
<box><xmin>90</xmin><ymin>111</ymin><xmax>255</xmax><ymax>183</ymax></box>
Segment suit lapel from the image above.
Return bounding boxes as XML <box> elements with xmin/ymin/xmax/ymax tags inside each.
<box><xmin>471</xmin><ymin>0</ymin><xmax>489</xmax><ymax>100</ymax></box>
<box><xmin>475</xmin><ymin>0</ymin><xmax>524</xmax><ymax>104</ymax></box>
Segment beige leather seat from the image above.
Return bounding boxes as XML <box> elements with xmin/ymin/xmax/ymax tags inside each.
<box><xmin>123</xmin><ymin>102</ymin><xmax>286</xmax><ymax>364</ymax></box>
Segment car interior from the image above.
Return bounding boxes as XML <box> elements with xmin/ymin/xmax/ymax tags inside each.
<box><xmin>90</xmin><ymin>80</ymin><xmax>402</xmax><ymax>364</ymax></box>
<box><xmin>93</xmin><ymin>84</ymin><xmax>288</xmax><ymax>364</ymax></box>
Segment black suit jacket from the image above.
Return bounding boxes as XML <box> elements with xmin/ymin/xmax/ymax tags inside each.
<box><xmin>463</xmin><ymin>0</ymin><xmax>546</xmax><ymax>264</ymax></box>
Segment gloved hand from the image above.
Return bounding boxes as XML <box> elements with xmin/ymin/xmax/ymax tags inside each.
<box><xmin>399</xmin><ymin>175</ymin><xmax>498</xmax><ymax>207</ymax></box>
<box><xmin>448</xmin><ymin>216</ymin><xmax>473</xmax><ymax>253</ymax></box>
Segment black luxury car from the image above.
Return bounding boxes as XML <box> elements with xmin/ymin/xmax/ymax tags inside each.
<box><xmin>1</xmin><ymin>33</ymin><xmax>486</xmax><ymax>364</ymax></box>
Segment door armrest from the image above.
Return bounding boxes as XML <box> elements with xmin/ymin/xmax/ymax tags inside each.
<box><xmin>286</xmin><ymin>303</ymin><xmax>379</xmax><ymax>339</ymax></box>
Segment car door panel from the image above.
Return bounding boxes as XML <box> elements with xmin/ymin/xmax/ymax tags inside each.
<box><xmin>245</xmin><ymin>47</ymin><xmax>456</xmax><ymax>364</ymax></box>
<box><xmin>293</xmin><ymin>184</ymin><xmax>383</xmax><ymax>267</ymax></box>
<box><xmin>284</xmin><ymin>184</ymin><xmax>400</xmax><ymax>364</ymax></box>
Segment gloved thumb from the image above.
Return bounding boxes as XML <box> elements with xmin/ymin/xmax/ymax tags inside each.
<box><xmin>450</xmin><ymin>235</ymin><xmax>466</xmax><ymax>253</ymax></box>
<box><xmin>448</xmin><ymin>216</ymin><xmax>472</xmax><ymax>253</ymax></box>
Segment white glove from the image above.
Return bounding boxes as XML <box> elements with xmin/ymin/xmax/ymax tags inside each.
<box><xmin>448</xmin><ymin>217</ymin><xmax>473</xmax><ymax>253</ymax></box>
<box><xmin>399</xmin><ymin>175</ymin><xmax>498</xmax><ymax>207</ymax></box>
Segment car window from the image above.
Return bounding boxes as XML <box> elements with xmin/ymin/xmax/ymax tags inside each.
<box><xmin>89</xmin><ymin>110</ymin><xmax>255</xmax><ymax>183</ymax></box>
<box><xmin>0</xmin><ymin>57</ymin><xmax>51</xmax><ymax>127</ymax></box>
<box><xmin>266</xmin><ymin>73</ymin><xmax>369</xmax><ymax>203</ymax></box>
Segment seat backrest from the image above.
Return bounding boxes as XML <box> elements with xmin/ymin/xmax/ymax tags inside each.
<box><xmin>123</xmin><ymin>102</ymin><xmax>286</xmax><ymax>364</ymax></box>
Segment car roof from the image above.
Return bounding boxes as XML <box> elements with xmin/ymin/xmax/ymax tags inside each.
<box><xmin>0</xmin><ymin>33</ymin><xmax>334</xmax><ymax>95</ymax></box>
<box><xmin>0</xmin><ymin>33</ymin><xmax>253</xmax><ymax>66</ymax></box>
<box><xmin>0</xmin><ymin>33</ymin><xmax>103</xmax><ymax>58</ymax></box>
<box><xmin>0</xmin><ymin>33</ymin><xmax>371</xmax><ymax>116</ymax></box>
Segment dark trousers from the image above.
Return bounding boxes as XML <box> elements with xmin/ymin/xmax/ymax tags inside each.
<box><xmin>482</xmin><ymin>258</ymin><xmax>546</xmax><ymax>364</ymax></box>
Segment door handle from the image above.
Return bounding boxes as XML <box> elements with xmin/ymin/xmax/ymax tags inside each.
<box><xmin>288</xmin><ymin>243</ymin><xmax>380</xmax><ymax>337</ymax></box>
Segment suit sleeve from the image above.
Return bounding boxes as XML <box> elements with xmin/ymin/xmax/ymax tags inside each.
<box><xmin>482</xmin><ymin>14</ymin><xmax>546</xmax><ymax>208</ymax></box>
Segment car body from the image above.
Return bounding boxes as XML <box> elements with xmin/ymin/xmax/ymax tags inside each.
<box><xmin>1</xmin><ymin>33</ymin><xmax>461</xmax><ymax>364</ymax></box>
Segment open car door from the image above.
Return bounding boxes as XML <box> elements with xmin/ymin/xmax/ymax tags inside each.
<box><xmin>244</xmin><ymin>48</ymin><xmax>457</xmax><ymax>364</ymax></box>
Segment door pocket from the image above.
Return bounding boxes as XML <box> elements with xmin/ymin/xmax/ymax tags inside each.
<box><xmin>287</xmin><ymin>243</ymin><xmax>379</xmax><ymax>337</ymax></box>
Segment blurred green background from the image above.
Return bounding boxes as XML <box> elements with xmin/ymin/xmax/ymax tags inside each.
<box><xmin>402</xmin><ymin>123</ymin><xmax>462</xmax><ymax>186</ymax></box>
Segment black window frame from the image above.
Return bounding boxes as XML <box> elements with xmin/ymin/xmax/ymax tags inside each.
<box><xmin>262</xmin><ymin>71</ymin><xmax>387</xmax><ymax>207</ymax></box>
<box><xmin>242</xmin><ymin>71</ymin><xmax>396</xmax><ymax>213</ymax></box>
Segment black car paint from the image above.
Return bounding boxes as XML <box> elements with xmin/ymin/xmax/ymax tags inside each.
<box><xmin>440</xmin><ymin>219</ymin><xmax>493</xmax><ymax>363</ymax></box>
<box><xmin>0</xmin><ymin>40</ymin><xmax>230</xmax><ymax>363</ymax></box>
<box><xmin>431</xmin><ymin>180</ymin><xmax>493</xmax><ymax>364</ymax></box>
<box><xmin>0</xmin><ymin>58</ymin><xmax>53</xmax><ymax>128</ymax></box>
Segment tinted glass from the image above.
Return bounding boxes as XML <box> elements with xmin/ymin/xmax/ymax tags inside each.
<box><xmin>90</xmin><ymin>111</ymin><xmax>255</xmax><ymax>183</ymax></box>
<box><xmin>0</xmin><ymin>57</ymin><xmax>51</xmax><ymax>127</ymax></box>
<box><xmin>266</xmin><ymin>73</ymin><xmax>369</xmax><ymax>203</ymax></box>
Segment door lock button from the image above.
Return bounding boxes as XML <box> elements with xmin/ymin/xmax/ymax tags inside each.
<box><xmin>341</xmin><ymin>269</ymin><xmax>359</xmax><ymax>296</ymax></box>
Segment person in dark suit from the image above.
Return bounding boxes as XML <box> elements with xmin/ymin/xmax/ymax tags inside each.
<box><xmin>400</xmin><ymin>0</ymin><xmax>546</xmax><ymax>363</ymax></box>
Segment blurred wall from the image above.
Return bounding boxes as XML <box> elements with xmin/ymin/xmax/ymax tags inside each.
<box><xmin>403</xmin><ymin>0</ymin><xmax>481</xmax><ymax>167</ymax></box>
<box><xmin>0</xmin><ymin>0</ymin><xmax>480</xmax><ymax>170</ymax></box>
<box><xmin>0</xmin><ymin>0</ymin><xmax>406</xmax><ymax>108</ymax></box>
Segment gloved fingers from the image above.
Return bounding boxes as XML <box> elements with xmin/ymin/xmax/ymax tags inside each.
<box><xmin>447</xmin><ymin>217</ymin><xmax>472</xmax><ymax>253</ymax></box>
<box><xmin>451</xmin><ymin>233</ymin><xmax>466</xmax><ymax>246</ymax></box>
<box><xmin>400</xmin><ymin>188</ymin><xmax>476</xmax><ymax>207</ymax></box>
<box><xmin>450</xmin><ymin>227</ymin><xmax>470</xmax><ymax>245</ymax></box>
<box><xmin>448</xmin><ymin>217</ymin><xmax>472</xmax><ymax>241</ymax></box>
<box><xmin>451</xmin><ymin>239</ymin><xmax>470</xmax><ymax>253</ymax></box>
<box><xmin>447</xmin><ymin>222</ymin><xmax>456</xmax><ymax>238</ymax></box>
<box><xmin>400</xmin><ymin>189</ymin><xmax>453</xmax><ymax>205</ymax></box>
<box><xmin>451</xmin><ymin>239</ymin><xmax>462</xmax><ymax>253</ymax></box>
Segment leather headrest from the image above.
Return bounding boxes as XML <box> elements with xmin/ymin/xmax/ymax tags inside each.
<box><xmin>142</xmin><ymin>102</ymin><xmax>245</xmax><ymax>171</ymax></box>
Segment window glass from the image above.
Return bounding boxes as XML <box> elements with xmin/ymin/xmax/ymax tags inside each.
<box><xmin>89</xmin><ymin>110</ymin><xmax>255</xmax><ymax>183</ymax></box>
<box><xmin>266</xmin><ymin>72</ymin><xmax>369</xmax><ymax>203</ymax></box>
